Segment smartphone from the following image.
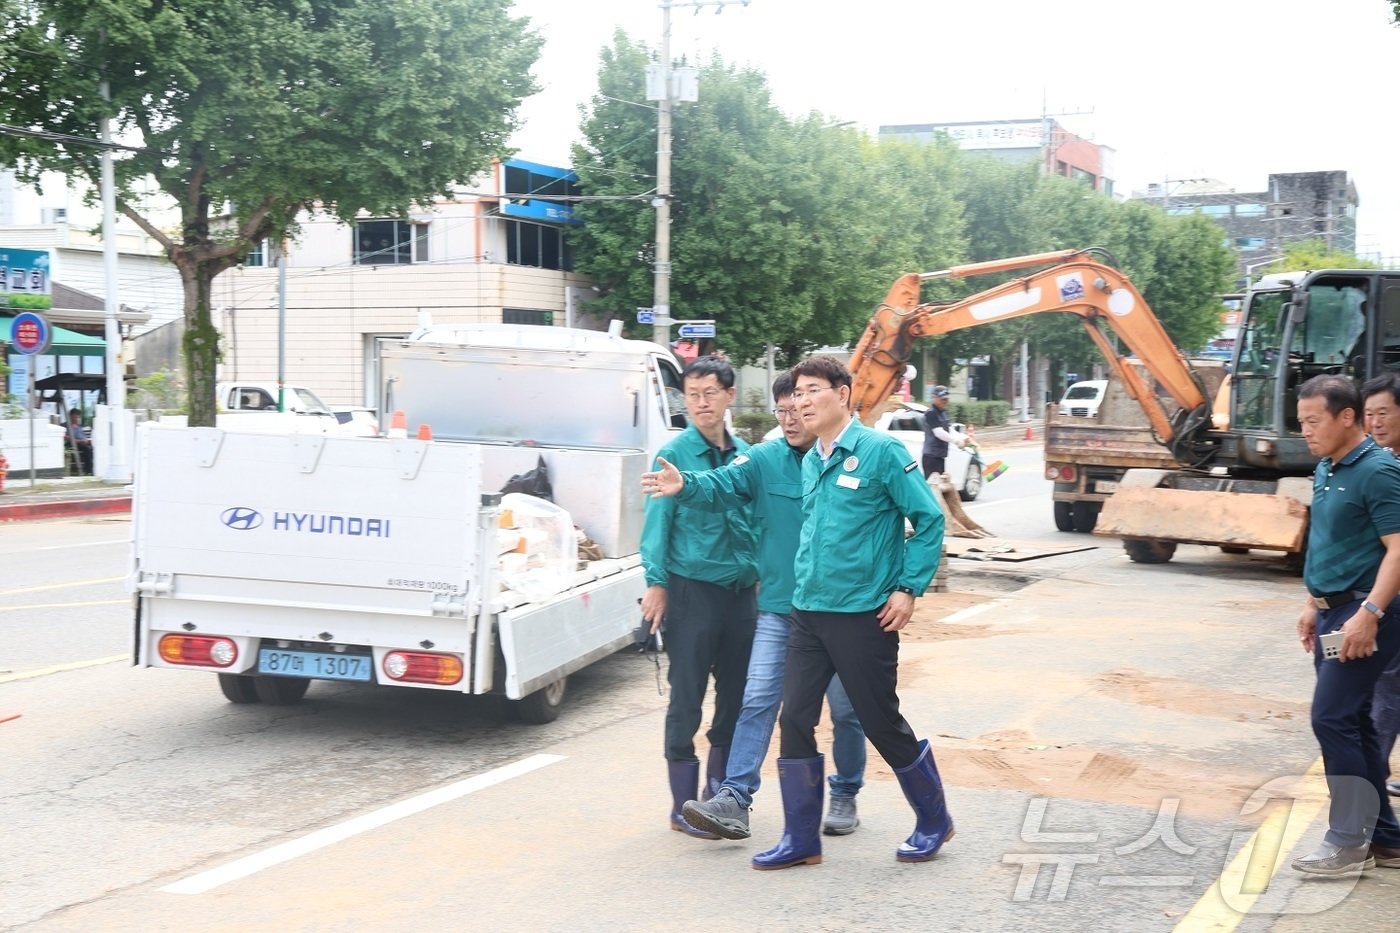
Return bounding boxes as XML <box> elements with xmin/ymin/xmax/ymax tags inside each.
<box><xmin>1319</xmin><ymin>630</ymin><xmax>1345</xmax><ymax>660</ymax></box>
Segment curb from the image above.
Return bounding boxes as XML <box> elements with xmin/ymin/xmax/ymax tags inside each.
<box><xmin>0</xmin><ymin>496</ymin><xmax>132</xmax><ymax>523</ymax></box>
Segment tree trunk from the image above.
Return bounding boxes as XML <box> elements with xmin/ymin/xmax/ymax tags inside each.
<box><xmin>179</xmin><ymin>260</ymin><xmax>221</xmax><ymax>427</ymax></box>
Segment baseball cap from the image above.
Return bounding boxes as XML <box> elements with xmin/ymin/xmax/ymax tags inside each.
<box><xmin>931</xmin><ymin>385</ymin><xmax>950</xmax><ymax>399</ymax></box>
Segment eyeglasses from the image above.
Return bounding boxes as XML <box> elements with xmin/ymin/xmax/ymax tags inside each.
<box><xmin>772</xmin><ymin>407</ymin><xmax>800</xmax><ymax>420</ymax></box>
<box><xmin>790</xmin><ymin>385</ymin><xmax>837</xmax><ymax>401</ymax></box>
<box><xmin>684</xmin><ymin>388</ymin><xmax>727</xmax><ymax>402</ymax></box>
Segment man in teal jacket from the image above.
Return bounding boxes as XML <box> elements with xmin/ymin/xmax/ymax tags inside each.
<box><xmin>640</xmin><ymin>355</ymin><xmax>758</xmax><ymax>838</ymax></box>
<box><xmin>753</xmin><ymin>353</ymin><xmax>950</xmax><ymax>870</ymax></box>
<box><xmin>642</xmin><ymin>372</ymin><xmax>867</xmax><ymax>842</ymax></box>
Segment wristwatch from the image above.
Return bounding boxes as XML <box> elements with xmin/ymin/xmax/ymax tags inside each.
<box><xmin>1363</xmin><ymin>600</ymin><xmax>1386</xmax><ymax>619</ymax></box>
<box><xmin>895</xmin><ymin>585</ymin><xmax>915</xmax><ymax>596</ymax></box>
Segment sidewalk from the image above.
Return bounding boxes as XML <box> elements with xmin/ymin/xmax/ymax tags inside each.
<box><xmin>0</xmin><ymin>474</ymin><xmax>132</xmax><ymax>522</ymax></box>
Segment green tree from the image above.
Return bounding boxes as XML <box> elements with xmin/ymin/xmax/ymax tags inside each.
<box><xmin>1282</xmin><ymin>240</ymin><xmax>1379</xmax><ymax>271</ymax></box>
<box><xmin>0</xmin><ymin>0</ymin><xmax>540</xmax><ymax>425</ymax></box>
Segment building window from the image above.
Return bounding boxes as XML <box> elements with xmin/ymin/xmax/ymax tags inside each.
<box><xmin>1200</xmin><ymin>205</ymin><xmax>1232</xmax><ymax>217</ymax></box>
<box><xmin>1069</xmin><ymin>167</ymin><xmax>1095</xmax><ymax>186</ymax></box>
<box><xmin>504</xmin><ymin>219</ymin><xmax>572</xmax><ymax>271</ymax></box>
<box><xmin>412</xmin><ymin>223</ymin><xmax>430</xmax><ymax>263</ymax></box>
<box><xmin>244</xmin><ymin>239</ymin><xmax>265</xmax><ymax>267</ymax></box>
<box><xmin>1234</xmin><ymin>237</ymin><xmax>1268</xmax><ymax>250</ymax></box>
<box><xmin>355</xmin><ymin>219</ymin><xmax>413</xmax><ymax>265</ymax></box>
<box><xmin>503</xmin><ymin>308</ymin><xmax>554</xmax><ymax>326</ymax></box>
<box><xmin>1234</xmin><ymin>203</ymin><xmax>1267</xmax><ymax>217</ymax></box>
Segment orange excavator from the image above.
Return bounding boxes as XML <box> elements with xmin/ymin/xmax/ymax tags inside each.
<box><xmin>844</xmin><ymin>247</ymin><xmax>1400</xmax><ymax>563</ymax></box>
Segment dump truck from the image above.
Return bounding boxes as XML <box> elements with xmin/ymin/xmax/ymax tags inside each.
<box><xmin>845</xmin><ymin>248</ymin><xmax>1400</xmax><ymax>563</ymax></box>
<box><xmin>131</xmin><ymin>323</ymin><xmax>688</xmax><ymax>721</ymax></box>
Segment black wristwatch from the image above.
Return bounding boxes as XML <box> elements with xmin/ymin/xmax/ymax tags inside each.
<box><xmin>895</xmin><ymin>585</ymin><xmax>915</xmax><ymax>596</ymax></box>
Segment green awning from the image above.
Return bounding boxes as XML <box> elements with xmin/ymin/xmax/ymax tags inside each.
<box><xmin>1</xmin><ymin>314</ymin><xmax>107</xmax><ymax>357</ymax></box>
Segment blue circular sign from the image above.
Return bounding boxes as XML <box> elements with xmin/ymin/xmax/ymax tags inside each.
<box><xmin>9</xmin><ymin>311</ymin><xmax>51</xmax><ymax>355</ymax></box>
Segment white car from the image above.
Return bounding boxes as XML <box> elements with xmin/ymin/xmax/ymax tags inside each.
<box><xmin>1058</xmin><ymin>380</ymin><xmax>1107</xmax><ymax>418</ymax></box>
<box><xmin>763</xmin><ymin>400</ymin><xmax>982</xmax><ymax>501</ymax></box>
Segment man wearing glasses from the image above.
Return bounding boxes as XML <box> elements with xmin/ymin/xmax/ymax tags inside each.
<box><xmin>754</xmin><ymin>353</ymin><xmax>949</xmax><ymax>869</ymax></box>
<box><xmin>640</xmin><ymin>355</ymin><xmax>759</xmax><ymax>838</ymax></box>
<box><xmin>642</xmin><ymin>373</ymin><xmax>867</xmax><ymax>843</ymax></box>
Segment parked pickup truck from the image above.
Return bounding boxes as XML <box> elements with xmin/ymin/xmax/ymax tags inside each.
<box><xmin>132</xmin><ymin>323</ymin><xmax>689</xmax><ymax>722</ymax></box>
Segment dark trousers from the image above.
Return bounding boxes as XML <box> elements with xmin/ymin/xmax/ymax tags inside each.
<box><xmin>921</xmin><ymin>455</ymin><xmax>946</xmax><ymax>479</ymax></box>
<box><xmin>780</xmin><ymin>608</ymin><xmax>920</xmax><ymax>770</ymax></box>
<box><xmin>663</xmin><ymin>574</ymin><xmax>756</xmax><ymax>762</ymax></box>
<box><xmin>1312</xmin><ymin>603</ymin><xmax>1400</xmax><ymax>848</ymax></box>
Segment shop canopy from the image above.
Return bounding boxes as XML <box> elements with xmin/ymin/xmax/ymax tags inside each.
<box><xmin>1</xmin><ymin>314</ymin><xmax>107</xmax><ymax>357</ymax></box>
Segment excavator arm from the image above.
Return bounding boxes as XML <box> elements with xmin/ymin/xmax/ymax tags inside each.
<box><xmin>848</xmin><ymin>248</ymin><xmax>1215</xmax><ymax>465</ymax></box>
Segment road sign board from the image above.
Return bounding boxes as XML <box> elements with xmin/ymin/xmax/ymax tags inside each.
<box><xmin>8</xmin><ymin>311</ymin><xmax>51</xmax><ymax>355</ymax></box>
<box><xmin>636</xmin><ymin>307</ymin><xmax>654</xmax><ymax>324</ymax></box>
<box><xmin>677</xmin><ymin>323</ymin><xmax>715</xmax><ymax>339</ymax></box>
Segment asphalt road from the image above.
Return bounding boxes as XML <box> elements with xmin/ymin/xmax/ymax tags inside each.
<box><xmin>3</xmin><ymin>441</ymin><xmax>1398</xmax><ymax>931</ymax></box>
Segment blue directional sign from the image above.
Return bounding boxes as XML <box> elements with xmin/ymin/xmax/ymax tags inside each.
<box><xmin>677</xmin><ymin>322</ymin><xmax>715</xmax><ymax>339</ymax></box>
<box><xmin>636</xmin><ymin>307</ymin><xmax>654</xmax><ymax>324</ymax></box>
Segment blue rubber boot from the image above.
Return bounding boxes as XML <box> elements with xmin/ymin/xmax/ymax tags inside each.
<box><xmin>668</xmin><ymin>760</ymin><xmax>720</xmax><ymax>839</ymax></box>
<box><xmin>893</xmin><ymin>739</ymin><xmax>955</xmax><ymax>862</ymax></box>
<box><xmin>703</xmin><ymin>744</ymin><xmax>730</xmax><ymax>801</ymax></box>
<box><xmin>752</xmin><ymin>755</ymin><xmax>824</xmax><ymax>870</ymax></box>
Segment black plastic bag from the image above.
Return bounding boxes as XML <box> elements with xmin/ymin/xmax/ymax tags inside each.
<box><xmin>500</xmin><ymin>455</ymin><xmax>553</xmax><ymax>501</ymax></box>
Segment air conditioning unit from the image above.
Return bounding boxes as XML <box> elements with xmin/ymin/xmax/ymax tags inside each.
<box><xmin>42</xmin><ymin>207</ymin><xmax>69</xmax><ymax>224</ymax></box>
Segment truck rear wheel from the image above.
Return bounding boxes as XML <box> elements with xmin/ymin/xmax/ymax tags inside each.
<box><xmin>515</xmin><ymin>676</ymin><xmax>568</xmax><ymax>724</ymax></box>
<box><xmin>253</xmin><ymin>676</ymin><xmax>310</xmax><ymax>705</ymax></box>
<box><xmin>1123</xmin><ymin>538</ymin><xmax>1177</xmax><ymax>564</ymax></box>
<box><xmin>1071</xmin><ymin>502</ymin><xmax>1099</xmax><ymax>533</ymax></box>
<box><xmin>218</xmin><ymin>673</ymin><xmax>261</xmax><ymax>704</ymax></box>
<box><xmin>1053</xmin><ymin>502</ymin><xmax>1074</xmax><ymax>532</ymax></box>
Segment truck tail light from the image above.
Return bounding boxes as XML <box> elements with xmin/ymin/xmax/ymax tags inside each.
<box><xmin>1046</xmin><ymin>465</ymin><xmax>1077</xmax><ymax>482</ymax></box>
<box><xmin>383</xmin><ymin>651</ymin><xmax>464</xmax><ymax>686</ymax></box>
<box><xmin>159</xmin><ymin>634</ymin><xmax>238</xmax><ymax>668</ymax></box>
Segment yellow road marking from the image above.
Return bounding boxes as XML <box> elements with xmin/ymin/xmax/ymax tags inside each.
<box><xmin>0</xmin><ymin>576</ymin><xmax>124</xmax><ymax>597</ymax></box>
<box><xmin>1173</xmin><ymin>757</ymin><xmax>1328</xmax><ymax>932</ymax></box>
<box><xmin>0</xmin><ymin>599</ymin><xmax>128</xmax><ymax>612</ymax></box>
<box><xmin>0</xmin><ymin>654</ymin><xmax>128</xmax><ymax>685</ymax></box>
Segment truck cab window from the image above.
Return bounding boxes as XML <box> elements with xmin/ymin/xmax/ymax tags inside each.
<box><xmin>654</xmin><ymin>358</ymin><xmax>688</xmax><ymax>430</ymax></box>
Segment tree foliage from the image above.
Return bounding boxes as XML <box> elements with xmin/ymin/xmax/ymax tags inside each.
<box><xmin>0</xmin><ymin>0</ymin><xmax>540</xmax><ymax>424</ymax></box>
<box><xmin>1281</xmin><ymin>240</ymin><xmax>1379</xmax><ymax>271</ymax></box>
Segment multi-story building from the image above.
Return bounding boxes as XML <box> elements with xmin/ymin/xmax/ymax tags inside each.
<box><xmin>1133</xmin><ymin>171</ymin><xmax>1359</xmax><ymax>285</ymax></box>
<box><xmin>878</xmin><ymin>118</ymin><xmax>1116</xmax><ymax>195</ymax></box>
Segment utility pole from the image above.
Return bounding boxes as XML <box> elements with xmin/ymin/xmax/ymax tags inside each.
<box><xmin>99</xmin><ymin>78</ymin><xmax>128</xmax><ymax>483</ymax></box>
<box><xmin>649</xmin><ymin>0</ymin><xmax>750</xmax><ymax>348</ymax></box>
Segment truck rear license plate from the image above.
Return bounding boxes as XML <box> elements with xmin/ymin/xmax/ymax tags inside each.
<box><xmin>1095</xmin><ymin>480</ymin><xmax>1119</xmax><ymax>494</ymax></box>
<box><xmin>257</xmin><ymin>649</ymin><xmax>372</xmax><ymax>682</ymax></box>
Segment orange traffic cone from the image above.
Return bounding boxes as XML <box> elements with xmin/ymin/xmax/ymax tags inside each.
<box><xmin>1024</xmin><ymin>422</ymin><xmax>1034</xmax><ymax>441</ymax></box>
<box><xmin>416</xmin><ymin>424</ymin><xmax>433</xmax><ymax>440</ymax></box>
<box><xmin>387</xmin><ymin>410</ymin><xmax>407</xmax><ymax>439</ymax></box>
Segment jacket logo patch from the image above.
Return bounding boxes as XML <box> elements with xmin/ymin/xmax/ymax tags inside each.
<box><xmin>733</xmin><ymin>455</ymin><xmax>749</xmax><ymax>465</ymax></box>
<box><xmin>843</xmin><ymin>456</ymin><xmax>859</xmax><ymax>471</ymax></box>
<box><xmin>904</xmin><ymin>460</ymin><xmax>919</xmax><ymax>473</ymax></box>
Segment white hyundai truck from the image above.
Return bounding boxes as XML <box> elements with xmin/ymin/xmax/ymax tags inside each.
<box><xmin>131</xmin><ymin>323</ymin><xmax>689</xmax><ymax>722</ymax></box>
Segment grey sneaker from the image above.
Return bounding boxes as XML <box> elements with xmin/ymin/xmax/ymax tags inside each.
<box><xmin>1291</xmin><ymin>841</ymin><xmax>1375</xmax><ymax>876</ymax></box>
<box><xmin>682</xmin><ymin>787</ymin><xmax>751</xmax><ymax>840</ymax></box>
<box><xmin>823</xmin><ymin>796</ymin><xmax>860</xmax><ymax>836</ymax></box>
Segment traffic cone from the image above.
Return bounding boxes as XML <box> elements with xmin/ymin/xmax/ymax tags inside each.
<box><xmin>416</xmin><ymin>424</ymin><xmax>433</xmax><ymax>440</ymax></box>
<box><xmin>387</xmin><ymin>410</ymin><xmax>407</xmax><ymax>439</ymax></box>
<box><xmin>1023</xmin><ymin>422</ymin><xmax>1034</xmax><ymax>441</ymax></box>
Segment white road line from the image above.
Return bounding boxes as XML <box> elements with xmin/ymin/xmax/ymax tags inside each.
<box><xmin>0</xmin><ymin>654</ymin><xmax>127</xmax><ymax>684</ymax></box>
<box><xmin>35</xmin><ymin>539</ymin><xmax>129</xmax><ymax>551</ymax></box>
<box><xmin>942</xmin><ymin>601</ymin><xmax>1000</xmax><ymax>624</ymax></box>
<box><xmin>162</xmin><ymin>753</ymin><xmax>567</xmax><ymax>895</ymax></box>
<box><xmin>963</xmin><ymin>495</ymin><xmax>1045</xmax><ymax>511</ymax></box>
<box><xmin>0</xmin><ymin>576</ymin><xmax>125</xmax><ymax>597</ymax></box>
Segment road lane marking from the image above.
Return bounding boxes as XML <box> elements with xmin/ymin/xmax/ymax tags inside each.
<box><xmin>0</xmin><ymin>576</ymin><xmax>125</xmax><ymax>597</ymax></box>
<box><xmin>162</xmin><ymin>753</ymin><xmax>567</xmax><ymax>895</ymax></box>
<box><xmin>0</xmin><ymin>599</ymin><xmax>128</xmax><ymax>612</ymax></box>
<box><xmin>964</xmin><ymin>495</ymin><xmax>1046</xmax><ymax>511</ymax></box>
<box><xmin>942</xmin><ymin>601</ymin><xmax>1000</xmax><ymax>624</ymax></box>
<box><xmin>35</xmin><ymin>538</ymin><xmax>129</xmax><ymax>551</ymax></box>
<box><xmin>0</xmin><ymin>654</ymin><xmax>128</xmax><ymax>684</ymax></box>
<box><xmin>1172</xmin><ymin>757</ymin><xmax>1328</xmax><ymax>933</ymax></box>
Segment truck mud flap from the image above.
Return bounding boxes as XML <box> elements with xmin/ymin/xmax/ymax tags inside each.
<box><xmin>1093</xmin><ymin>486</ymin><xmax>1307</xmax><ymax>552</ymax></box>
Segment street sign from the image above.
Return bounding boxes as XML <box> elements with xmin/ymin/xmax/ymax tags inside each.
<box><xmin>677</xmin><ymin>322</ymin><xmax>715</xmax><ymax>339</ymax></box>
<box><xmin>636</xmin><ymin>307</ymin><xmax>654</xmax><ymax>324</ymax></box>
<box><xmin>8</xmin><ymin>311</ymin><xmax>51</xmax><ymax>355</ymax></box>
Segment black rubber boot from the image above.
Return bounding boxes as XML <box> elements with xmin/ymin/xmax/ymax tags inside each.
<box><xmin>703</xmin><ymin>744</ymin><xmax>730</xmax><ymax>801</ymax></box>
<box><xmin>893</xmin><ymin>739</ymin><xmax>954</xmax><ymax>862</ymax></box>
<box><xmin>668</xmin><ymin>760</ymin><xmax>720</xmax><ymax>839</ymax></box>
<box><xmin>752</xmin><ymin>755</ymin><xmax>824</xmax><ymax>870</ymax></box>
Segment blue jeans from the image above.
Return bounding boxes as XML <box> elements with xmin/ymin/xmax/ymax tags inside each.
<box><xmin>720</xmin><ymin>610</ymin><xmax>866</xmax><ymax>808</ymax></box>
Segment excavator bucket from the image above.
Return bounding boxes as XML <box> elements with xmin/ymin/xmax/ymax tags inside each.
<box><xmin>931</xmin><ymin>475</ymin><xmax>995</xmax><ymax>538</ymax></box>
